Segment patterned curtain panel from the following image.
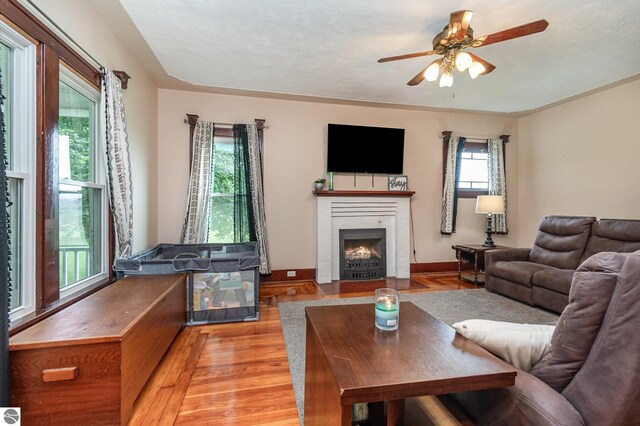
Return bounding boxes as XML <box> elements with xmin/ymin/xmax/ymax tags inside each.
<box><xmin>101</xmin><ymin>69</ymin><xmax>134</xmax><ymax>259</ymax></box>
<box><xmin>246</xmin><ymin>125</ymin><xmax>271</xmax><ymax>274</ymax></box>
<box><xmin>0</xmin><ymin>62</ymin><xmax>11</xmax><ymax>405</ymax></box>
<box><xmin>181</xmin><ymin>121</ymin><xmax>215</xmax><ymax>244</ymax></box>
<box><xmin>488</xmin><ymin>138</ymin><xmax>508</xmax><ymax>234</ymax></box>
<box><xmin>440</xmin><ymin>136</ymin><xmax>466</xmax><ymax>234</ymax></box>
<box><xmin>232</xmin><ymin>125</ymin><xmax>255</xmax><ymax>242</ymax></box>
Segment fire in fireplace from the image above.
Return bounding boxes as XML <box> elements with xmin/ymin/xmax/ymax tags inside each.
<box><xmin>339</xmin><ymin>228</ymin><xmax>386</xmax><ymax>280</ymax></box>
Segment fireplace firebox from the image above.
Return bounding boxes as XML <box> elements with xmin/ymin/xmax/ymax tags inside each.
<box><xmin>339</xmin><ymin>228</ymin><xmax>386</xmax><ymax>280</ymax></box>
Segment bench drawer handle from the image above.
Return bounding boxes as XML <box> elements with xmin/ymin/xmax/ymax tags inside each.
<box><xmin>42</xmin><ymin>367</ymin><xmax>78</xmax><ymax>382</ymax></box>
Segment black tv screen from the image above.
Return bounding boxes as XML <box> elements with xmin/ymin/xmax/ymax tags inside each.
<box><xmin>327</xmin><ymin>124</ymin><xmax>405</xmax><ymax>174</ymax></box>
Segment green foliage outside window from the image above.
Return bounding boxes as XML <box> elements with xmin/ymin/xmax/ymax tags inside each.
<box><xmin>209</xmin><ymin>145</ymin><xmax>235</xmax><ymax>242</ymax></box>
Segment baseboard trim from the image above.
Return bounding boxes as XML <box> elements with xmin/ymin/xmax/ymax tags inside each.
<box><xmin>262</xmin><ymin>262</ymin><xmax>464</xmax><ymax>283</ymax></box>
<box><xmin>261</xmin><ymin>268</ymin><xmax>316</xmax><ymax>283</ymax></box>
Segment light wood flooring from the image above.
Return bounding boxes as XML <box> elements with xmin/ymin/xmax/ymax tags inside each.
<box><xmin>129</xmin><ymin>272</ymin><xmax>474</xmax><ymax>425</ymax></box>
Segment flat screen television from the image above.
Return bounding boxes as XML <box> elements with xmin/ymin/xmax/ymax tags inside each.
<box><xmin>327</xmin><ymin>124</ymin><xmax>405</xmax><ymax>174</ymax></box>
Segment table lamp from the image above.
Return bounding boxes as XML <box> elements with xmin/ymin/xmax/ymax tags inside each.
<box><xmin>475</xmin><ymin>195</ymin><xmax>505</xmax><ymax>247</ymax></box>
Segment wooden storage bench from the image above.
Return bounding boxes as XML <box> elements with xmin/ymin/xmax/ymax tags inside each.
<box><xmin>9</xmin><ymin>274</ymin><xmax>187</xmax><ymax>425</ymax></box>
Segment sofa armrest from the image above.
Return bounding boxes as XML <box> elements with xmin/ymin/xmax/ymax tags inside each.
<box><xmin>486</xmin><ymin>248</ymin><xmax>532</xmax><ymax>265</ymax></box>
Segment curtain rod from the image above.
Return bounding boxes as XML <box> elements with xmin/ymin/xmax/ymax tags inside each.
<box><xmin>23</xmin><ymin>0</ymin><xmax>103</xmax><ymax>70</ymax></box>
<box><xmin>212</xmin><ymin>122</ymin><xmax>270</xmax><ymax>129</ymax></box>
<box><xmin>183</xmin><ymin>117</ymin><xmax>270</xmax><ymax>129</ymax></box>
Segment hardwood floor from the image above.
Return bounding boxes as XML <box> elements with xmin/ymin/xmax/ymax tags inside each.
<box><xmin>129</xmin><ymin>272</ymin><xmax>474</xmax><ymax>425</ymax></box>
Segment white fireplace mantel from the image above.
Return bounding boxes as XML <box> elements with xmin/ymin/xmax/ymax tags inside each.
<box><xmin>315</xmin><ymin>190</ymin><xmax>414</xmax><ymax>284</ymax></box>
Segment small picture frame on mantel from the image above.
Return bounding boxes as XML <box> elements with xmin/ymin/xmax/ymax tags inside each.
<box><xmin>388</xmin><ymin>175</ymin><xmax>408</xmax><ymax>191</ymax></box>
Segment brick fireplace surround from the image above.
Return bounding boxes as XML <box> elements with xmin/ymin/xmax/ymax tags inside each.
<box><xmin>314</xmin><ymin>190</ymin><xmax>414</xmax><ymax>284</ymax></box>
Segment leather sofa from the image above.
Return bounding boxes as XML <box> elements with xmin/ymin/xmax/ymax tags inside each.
<box><xmin>485</xmin><ymin>216</ymin><xmax>640</xmax><ymax>313</ymax></box>
<box><xmin>450</xmin><ymin>251</ymin><xmax>640</xmax><ymax>425</ymax></box>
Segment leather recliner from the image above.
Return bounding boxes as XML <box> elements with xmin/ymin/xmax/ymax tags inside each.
<box><xmin>450</xmin><ymin>251</ymin><xmax>640</xmax><ymax>425</ymax></box>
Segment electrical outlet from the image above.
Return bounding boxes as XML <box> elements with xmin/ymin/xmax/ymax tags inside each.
<box><xmin>287</xmin><ymin>270</ymin><xmax>296</xmax><ymax>277</ymax></box>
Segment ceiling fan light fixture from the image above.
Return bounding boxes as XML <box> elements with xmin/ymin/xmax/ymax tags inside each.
<box><xmin>424</xmin><ymin>61</ymin><xmax>440</xmax><ymax>82</ymax></box>
<box><xmin>455</xmin><ymin>51</ymin><xmax>472</xmax><ymax>72</ymax></box>
<box><xmin>469</xmin><ymin>61</ymin><xmax>486</xmax><ymax>79</ymax></box>
<box><xmin>439</xmin><ymin>71</ymin><xmax>453</xmax><ymax>87</ymax></box>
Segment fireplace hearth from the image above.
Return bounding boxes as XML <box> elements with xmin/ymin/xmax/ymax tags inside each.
<box><xmin>339</xmin><ymin>228</ymin><xmax>386</xmax><ymax>280</ymax></box>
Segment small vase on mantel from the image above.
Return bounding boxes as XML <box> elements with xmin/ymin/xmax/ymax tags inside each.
<box><xmin>314</xmin><ymin>178</ymin><xmax>326</xmax><ymax>191</ymax></box>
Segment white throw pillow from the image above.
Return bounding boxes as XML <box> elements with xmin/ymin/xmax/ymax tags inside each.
<box><xmin>452</xmin><ymin>319</ymin><xmax>555</xmax><ymax>371</ymax></box>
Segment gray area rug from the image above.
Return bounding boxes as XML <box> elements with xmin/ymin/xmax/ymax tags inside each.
<box><xmin>278</xmin><ymin>289</ymin><xmax>559</xmax><ymax>424</ymax></box>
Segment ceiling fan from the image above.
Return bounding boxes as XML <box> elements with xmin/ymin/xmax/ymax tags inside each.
<box><xmin>378</xmin><ymin>10</ymin><xmax>549</xmax><ymax>87</ymax></box>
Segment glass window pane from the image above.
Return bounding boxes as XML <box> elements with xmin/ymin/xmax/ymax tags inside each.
<box><xmin>458</xmin><ymin>158</ymin><xmax>488</xmax><ymax>183</ymax></box>
<box><xmin>208</xmin><ymin>196</ymin><xmax>234</xmax><ymax>242</ymax></box>
<box><xmin>8</xmin><ymin>178</ymin><xmax>21</xmax><ymax>310</ymax></box>
<box><xmin>473</xmin><ymin>152</ymin><xmax>488</xmax><ymax>160</ymax></box>
<box><xmin>1</xmin><ymin>42</ymin><xmax>12</xmax><ymax>168</ymax></box>
<box><xmin>59</xmin><ymin>185</ymin><xmax>102</xmax><ymax>288</ymax></box>
<box><xmin>59</xmin><ymin>81</ymin><xmax>94</xmax><ymax>182</ymax></box>
<box><xmin>211</xmin><ymin>141</ymin><xmax>233</xmax><ymax>194</ymax></box>
<box><xmin>458</xmin><ymin>181</ymin><xmax>471</xmax><ymax>189</ymax></box>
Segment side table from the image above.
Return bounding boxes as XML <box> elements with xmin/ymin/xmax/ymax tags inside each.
<box><xmin>452</xmin><ymin>244</ymin><xmax>510</xmax><ymax>286</ymax></box>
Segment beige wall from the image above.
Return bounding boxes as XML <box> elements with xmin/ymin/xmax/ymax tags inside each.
<box><xmin>517</xmin><ymin>78</ymin><xmax>640</xmax><ymax>246</ymax></box>
<box><xmin>158</xmin><ymin>89</ymin><xmax>518</xmax><ymax>270</ymax></box>
<box><xmin>31</xmin><ymin>0</ymin><xmax>159</xmax><ymax>252</ymax></box>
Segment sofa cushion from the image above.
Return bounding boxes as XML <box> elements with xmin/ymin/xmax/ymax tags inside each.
<box><xmin>485</xmin><ymin>275</ymin><xmax>534</xmax><ymax>305</ymax></box>
<box><xmin>452</xmin><ymin>319</ymin><xmax>554</xmax><ymax>371</ymax></box>
<box><xmin>488</xmin><ymin>261</ymin><xmax>553</xmax><ymax>286</ymax></box>
<box><xmin>450</xmin><ymin>370</ymin><xmax>585</xmax><ymax>426</ymax></box>
<box><xmin>580</xmin><ymin>219</ymin><xmax>640</xmax><ymax>263</ymax></box>
<box><xmin>529</xmin><ymin>216</ymin><xmax>595</xmax><ymax>270</ymax></box>
<box><xmin>532</xmin><ymin>287</ymin><xmax>570</xmax><ymax>314</ymax></box>
<box><xmin>531</xmin><ymin>269</ymin><xmax>575</xmax><ymax>295</ymax></box>
<box><xmin>562</xmin><ymin>252</ymin><xmax>640</xmax><ymax>425</ymax></box>
<box><xmin>529</xmin><ymin>253</ymin><xmax>623</xmax><ymax>392</ymax></box>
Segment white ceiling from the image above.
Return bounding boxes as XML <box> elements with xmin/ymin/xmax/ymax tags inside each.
<box><xmin>118</xmin><ymin>0</ymin><xmax>640</xmax><ymax>114</ymax></box>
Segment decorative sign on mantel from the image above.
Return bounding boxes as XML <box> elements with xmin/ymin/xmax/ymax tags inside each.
<box><xmin>388</xmin><ymin>175</ymin><xmax>408</xmax><ymax>191</ymax></box>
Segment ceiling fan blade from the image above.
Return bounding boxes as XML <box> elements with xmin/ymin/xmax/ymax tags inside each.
<box><xmin>378</xmin><ymin>50</ymin><xmax>437</xmax><ymax>63</ymax></box>
<box><xmin>407</xmin><ymin>65</ymin><xmax>430</xmax><ymax>86</ymax></box>
<box><xmin>448</xmin><ymin>10</ymin><xmax>473</xmax><ymax>42</ymax></box>
<box><xmin>468</xmin><ymin>53</ymin><xmax>496</xmax><ymax>75</ymax></box>
<box><xmin>471</xmin><ymin>19</ymin><xmax>549</xmax><ymax>48</ymax></box>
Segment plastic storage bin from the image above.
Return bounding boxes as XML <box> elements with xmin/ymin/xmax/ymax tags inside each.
<box><xmin>114</xmin><ymin>243</ymin><xmax>260</xmax><ymax>324</ymax></box>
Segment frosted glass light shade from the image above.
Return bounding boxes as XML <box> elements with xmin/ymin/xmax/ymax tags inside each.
<box><xmin>475</xmin><ymin>195</ymin><xmax>505</xmax><ymax>214</ymax></box>
<box><xmin>439</xmin><ymin>71</ymin><xmax>453</xmax><ymax>87</ymax></box>
<box><xmin>455</xmin><ymin>51</ymin><xmax>472</xmax><ymax>72</ymax></box>
<box><xmin>424</xmin><ymin>61</ymin><xmax>440</xmax><ymax>81</ymax></box>
<box><xmin>469</xmin><ymin>61</ymin><xmax>486</xmax><ymax>79</ymax></box>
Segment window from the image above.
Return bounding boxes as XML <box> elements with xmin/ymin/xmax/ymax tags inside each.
<box><xmin>3</xmin><ymin>0</ymin><xmax>113</xmax><ymax>330</ymax></box>
<box><xmin>208</xmin><ymin>134</ymin><xmax>251</xmax><ymax>243</ymax></box>
<box><xmin>458</xmin><ymin>143</ymin><xmax>489</xmax><ymax>195</ymax></box>
<box><xmin>58</xmin><ymin>66</ymin><xmax>108</xmax><ymax>294</ymax></box>
<box><xmin>1</xmin><ymin>21</ymin><xmax>37</xmax><ymax>321</ymax></box>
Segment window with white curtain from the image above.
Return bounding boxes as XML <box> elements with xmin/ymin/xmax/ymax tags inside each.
<box><xmin>1</xmin><ymin>21</ymin><xmax>37</xmax><ymax>321</ymax></box>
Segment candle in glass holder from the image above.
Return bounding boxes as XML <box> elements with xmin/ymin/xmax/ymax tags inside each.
<box><xmin>375</xmin><ymin>288</ymin><xmax>399</xmax><ymax>331</ymax></box>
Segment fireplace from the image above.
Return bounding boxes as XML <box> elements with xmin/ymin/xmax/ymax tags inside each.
<box><xmin>339</xmin><ymin>228</ymin><xmax>386</xmax><ymax>280</ymax></box>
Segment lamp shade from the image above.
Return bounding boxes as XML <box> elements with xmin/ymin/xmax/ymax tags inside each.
<box><xmin>475</xmin><ymin>195</ymin><xmax>505</xmax><ymax>214</ymax></box>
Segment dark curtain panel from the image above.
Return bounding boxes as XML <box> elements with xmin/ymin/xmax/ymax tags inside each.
<box><xmin>232</xmin><ymin>125</ymin><xmax>256</xmax><ymax>242</ymax></box>
<box><xmin>450</xmin><ymin>137</ymin><xmax>466</xmax><ymax>233</ymax></box>
<box><xmin>0</xmin><ymin>62</ymin><xmax>11</xmax><ymax>405</ymax></box>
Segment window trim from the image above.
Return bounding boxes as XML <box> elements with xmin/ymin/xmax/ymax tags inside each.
<box><xmin>1</xmin><ymin>20</ymin><xmax>37</xmax><ymax>322</ymax></box>
<box><xmin>57</xmin><ymin>63</ymin><xmax>109</xmax><ymax>300</ymax></box>
<box><xmin>3</xmin><ymin>0</ymin><xmax>116</xmax><ymax>335</ymax></box>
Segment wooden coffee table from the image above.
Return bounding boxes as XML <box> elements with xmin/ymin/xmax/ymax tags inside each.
<box><xmin>304</xmin><ymin>302</ymin><xmax>516</xmax><ymax>425</ymax></box>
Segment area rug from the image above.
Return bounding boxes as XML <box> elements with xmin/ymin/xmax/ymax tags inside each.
<box><xmin>278</xmin><ymin>289</ymin><xmax>559</xmax><ymax>424</ymax></box>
